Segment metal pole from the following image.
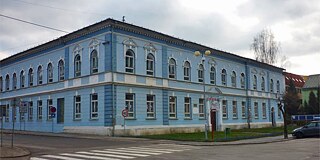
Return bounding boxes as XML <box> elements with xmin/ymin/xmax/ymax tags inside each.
<box><xmin>202</xmin><ymin>57</ymin><xmax>208</xmax><ymax>141</ymax></box>
<box><xmin>1</xmin><ymin>117</ymin><xmax>3</xmax><ymax>147</ymax></box>
<box><xmin>123</xmin><ymin>117</ymin><xmax>126</xmax><ymax>136</ymax></box>
<box><xmin>11</xmin><ymin>106</ymin><xmax>15</xmax><ymax>148</ymax></box>
<box><xmin>52</xmin><ymin>116</ymin><xmax>54</xmax><ymax>133</ymax></box>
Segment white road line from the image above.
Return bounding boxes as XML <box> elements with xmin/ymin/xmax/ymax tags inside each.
<box><xmin>91</xmin><ymin>150</ymin><xmax>150</xmax><ymax>157</ymax></box>
<box><xmin>30</xmin><ymin>158</ymin><xmax>50</xmax><ymax>160</ymax></box>
<box><xmin>42</xmin><ymin>155</ymin><xmax>85</xmax><ymax>160</ymax></box>
<box><xmin>154</xmin><ymin>144</ymin><xmax>200</xmax><ymax>149</ymax></box>
<box><xmin>77</xmin><ymin>151</ymin><xmax>135</xmax><ymax>159</ymax></box>
<box><xmin>129</xmin><ymin>147</ymin><xmax>184</xmax><ymax>152</ymax></box>
<box><xmin>119</xmin><ymin>148</ymin><xmax>172</xmax><ymax>153</ymax></box>
<box><xmin>105</xmin><ymin>149</ymin><xmax>162</xmax><ymax>155</ymax></box>
<box><xmin>60</xmin><ymin>153</ymin><xmax>120</xmax><ymax>160</ymax></box>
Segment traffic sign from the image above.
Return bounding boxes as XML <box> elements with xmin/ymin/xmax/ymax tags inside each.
<box><xmin>50</xmin><ymin>107</ymin><xmax>56</xmax><ymax>113</ymax></box>
<box><xmin>122</xmin><ymin>109</ymin><xmax>128</xmax><ymax>117</ymax></box>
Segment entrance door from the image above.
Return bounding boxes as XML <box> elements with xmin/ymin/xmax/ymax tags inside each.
<box><xmin>271</xmin><ymin>107</ymin><xmax>276</xmax><ymax>127</ymax></box>
<box><xmin>210</xmin><ymin>110</ymin><xmax>217</xmax><ymax>130</ymax></box>
<box><xmin>57</xmin><ymin>98</ymin><xmax>64</xmax><ymax>124</ymax></box>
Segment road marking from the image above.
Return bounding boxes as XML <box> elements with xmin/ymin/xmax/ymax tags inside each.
<box><xmin>128</xmin><ymin>147</ymin><xmax>184</xmax><ymax>152</ymax></box>
<box><xmin>30</xmin><ymin>158</ymin><xmax>50</xmax><ymax>160</ymax></box>
<box><xmin>42</xmin><ymin>155</ymin><xmax>85</xmax><ymax>160</ymax></box>
<box><xmin>105</xmin><ymin>148</ymin><xmax>162</xmax><ymax>155</ymax></box>
<box><xmin>118</xmin><ymin>147</ymin><xmax>172</xmax><ymax>153</ymax></box>
<box><xmin>91</xmin><ymin>150</ymin><xmax>150</xmax><ymax>157</ymax></box>
<box><xmin>60</xmin><ymin>153</ymin><xmax>121</xmax><ymax>160</ymax></box>
<box><xmin>77</xmin><ymin>151</ymin><xmax>135</xmax><ymax>159</ymax></box>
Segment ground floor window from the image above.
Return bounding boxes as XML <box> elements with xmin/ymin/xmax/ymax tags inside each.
<box><xmin>222</xmin><ymin>100</ymin><xmax>228</xmax><ymax>119</ymax></box>
<box><xmin>74</xmin><ymin>95</ymin><xmax>81</xmax><ymax>120</ymax></box>
<box><xmin>125</xmin><ymin>93</ymin><xmax>134</xmax><ymax>118</ymax></box>
<box><xmin>262</xmin><ymin>103</ymin><xmax>267</xmax><ymax>119</ymax></box>
<box><xmin>254</xmin><ymin>102</ymin><xmax>259</xmax><ymax>119</ymax></box>
<box><xmin>37</xmin><ymin>100</ymin><xmax>42</xmax><ymax>120</ymax></box>
<box><xmin>241</xmin><ymin>101</ymin><xmax>246</xmax><ymax>118</ymax></box>
<box><xmin>232</xmin><ymin>101</ymin><xmax>237</xmax><ymax>119</ymax></box>
<box><xmin>5</xmin><ymin>105</ymin><xmax>9</xmax><ymax>122</ymax></box>
<box><xmin>184</xmin><ymin>97</ymin><xmax>191</xmax><ymax>118</ymax></box>
<box><xmin>199</xmin><ymin>98</ymin><xmax>204</xmax><ymax>118</ymax></box>
<box><xmin>90</xmin><ymin>94</ymin><xmax>98</xmax><ymax>119</ymax></box>
<box><xmin>28</xmin><ymin>101</ymin><xmax>33</xmax><ymax>121</ymax></box>
<box><xmin>47</xmin><ymin>99</ymin><xmax>53</xmax><ymax>120</ymax></box>
<box><xmin>169</xmin><ymin>96</ymin><xmax>176</xmax><ymax>118</ymax></box>
<box><xmin>146</xmin><ymin>94</ymin><xmax>155</xmax><ymax>118</ymax></box>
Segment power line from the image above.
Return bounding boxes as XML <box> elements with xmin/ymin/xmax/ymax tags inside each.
<box><xmin>0</xmin><ymin>14</ymin><xmax>69</xmax><ymax>33</ymax></box>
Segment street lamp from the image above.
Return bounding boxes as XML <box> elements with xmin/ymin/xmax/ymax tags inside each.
<box><xmin>194</xmin><ymin>50</ymin><xmax>211</xmax><ymax>141</ymax></box>
<box><xmin>247</xmin><ymin>108</ymin><xmax>251</xmax><ymax>129</ymax></box>
<box><xmin>277</xmin><ymin>92</ymin><xmax>288</xmax><ymax>139</ymax></box>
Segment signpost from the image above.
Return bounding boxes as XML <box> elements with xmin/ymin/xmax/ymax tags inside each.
<box><xmin>122</xmin><ymin>108</ymin><xmax>128</xmax><ymax>135</ymax></box>
<box><xmin>51</xmin><ymin>107</ymin><xmax>56</xmax><ymax>133</ymax></box>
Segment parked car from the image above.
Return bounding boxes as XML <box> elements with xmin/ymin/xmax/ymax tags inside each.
<box><xmin>292</xmin><ymin>121</ymin><xmax>320</xmax><ymax>138</ymax></box>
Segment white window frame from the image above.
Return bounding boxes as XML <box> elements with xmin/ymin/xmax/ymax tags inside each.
<box><xmin>28</xmin><ymin>101</ymin><xmax>33</xmax><ymax>121</ymax></box>
<box><xmin>240</xmin><ymin>73</ymin><xmax>245</xmax><ymax>89</ymax></box>
<box><xmin>146</xmin><ymin>53</ymin><xmax>155</xmax><ymax>76</ymax></box>
<box><xmin>270</xmin><ymin>79</ymin><xmax>274</xmax><ymax>92</ymax></box>
<box><xmin>37</xmin><ymin>66</ymin><xmax>43</xmax><ymax>85</ymax></box>
<box><xmin>47</xmin><ymin>99</ymin><xmax>53</xmax><ymax>120</ymax></box>
<box><xmin>74</xmin><ymin>54</ymin><xmax>81</xmax><ymax>77</ymax></box>
<box><xmin>28</xmin><ymin>68</ymin><xmax>34</xmax><ymax>87</ymax></box>
<box><xmin>125</xmin><ymin>49</ymin><xmax>135</xmax><ymax>73</ymax></box>
<box><xmin>90</xmin><ymin>94</ymin><xmax>98</xmax><ymax>119</ymax></box>
<box><xmin>5</xmin><ymin>74</ymin><xmax>10</xmax><ymax>91</ymax></box>
<box><xmin>231</xmin><ymin>71</ymin><xmax>236</xmax><ymax>88</ymax></box>
<box><xmin>13</xmin><ymin>73</ymin><xmax>17</xmax><ymax>90</ymax></box>
<box><xmin>169</xmin><ymin>96</ymin><xmax>176</xmax><ymax>118</ymax></box>
<box><xmin>210</xmin><ymin>66</ymin><xmax>216</xmax><ymax>84</ymax></box>
<box><xmin>221</xmin><ymin>69</ymin><xmax>227</xmax><ymax>86</ymax></box>
<box><xmin>241</xmin><ymin>101</ymin><xmax>246</xmax><ymax>118</ymax></box>
<box><xmin>232</xmin><ymin>101</ymin><xmax>237</xmax><ymax>119</ymax></box>
<box><xmin>47</xmin><ymin>63</ymin><xmax>53</xmax><ymax>83</ymax></box>
<box><xmin>184</xmin><ymin>97</ymin><xmax>191</xmax><ymax>118</ymax></box>
<box><xmin>262</xmin><ymin>103</ymin><xmax>267</xmax><ymax>119</ymax></box>
<box><xmin>90</xmin><ymin>50</ymin><xmax>99</xmax><ymax>74</ymax></box>
<box><xmin>74</xmin><ymin>95</ymin><xmax>81</xmax><ymax>120</ymax></box>
<box><xmin>198</xmin><ymin>64</ymin><xmax>204</xmax><ymax>83</ymax></box>
<box><xmin>222</xmin><ymin>100</ymin><xmax>228</xmax><ymax>119</ymax></box>
<box><xmin>253</xmin><ymin>75</ymin><xmax>257</xmax><ymax>90</ymax></box>
<box><xmin>20</xmin><ymin>70</ymin><xmax>25</xmax><ymax>88</ymax></box>
<box><xmin>58</xmin><ymin>60</ymin><xmax>65</xmax><ymax>81</ymax></box>
<box><xmin>183</xmin><ymin>61</ymin><xmax>191</xmax><ymax>81</ymax></box>
<box><xmin>199</xmin><ymin>98</ymin><xmax>205</xmax><ymax>118</ymax></box>
<box><xmin>37</xmin><ymin>100</ymin><xmax>42</xmax><ymax>120</ymax></box>
<box><xmin>125</xmin><ymin>93</ymin><xmax>135</xmax><ymax>118</ymax></box>
<box><xmin>146</xmin><ymin>94</ymin><xmax>155</xmax><ymax>118</ymax></box>
<box><xmin>254</xmin><ymin>102</ymin><xmax>259</xmax><ymax>119</ymax></box>
<box><xmin>261</xmin><ymin>77</ymin><xmax>265</xmax><ymax>91</ymax></box>
<box><xmin>5</xmin><ymin>105</ymin><xmax>9</xmax><ymax>122</ymax></box>
<box><xmin>168</xmin><ymin>58</ymin><xmax>176</xmax><ymax>79</ymax></box>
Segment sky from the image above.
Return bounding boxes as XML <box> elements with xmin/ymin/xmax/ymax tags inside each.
<box><xmin>0</xmin><ymin>0</ymin><xmax>319</xmax><ymax>75</ymax></box>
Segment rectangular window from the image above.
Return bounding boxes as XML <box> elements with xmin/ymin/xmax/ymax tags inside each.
<box><xmin>47</xmin><ymin>99</ymin><xmax>53</xmax><ymax>120</ymax></box>
<box><xmin>262</xmin><ymin>103</ymin><xmax>267</xmax><ymax>119</ymax></box>
<box><xmin>241</xmin><ymin>101</ymin><xmax>246</xmax><ymax>118</ymax></box>
<box><xmin>146</xmin><ymin>94</ymin><xmax>155</xmax><ymax>118</ymax></box>
<box><xmin>125</xmin><ymin>93</ymin><xmax>134</xmax><ymax>118</ymax></box>
<box><xmin>199</xmin><ymin>98</ymin><xmax>204</xmax><ymax>118</ymax></box>
<box><xmin>74</xmin><ymin>95</ymin><xmax>81</xmax><ymax>120</ymax></box>
<box><xmin>5</xmin><ymin>105</ymin><xmax>9</xmax><ymax>122</ymax></box>
<box><xmin>184</xmin><ymin>97</ymin><xmax>191</xmax><ymax>118</ymax></box>
<box><xmin>222</xmin><ymin>100</ymin><xmax>228</xmax><ymax>119</ymax></box>
<box><xmin>232</xmin><ymin>101</ymin><xmax>237</xmax><ymax>119</ymax></box>
<box><xmin>169</xmin><ymin>96</ymin><xmax>176</xmax><ymax>118</ymax></box>
<box><xmin>37</xmin><ymin>100</ymin><xmax>42</xmax><ymax>120</ymax></box>
<box><xmin>254</xmin><ymin>102</ymin><xmax>259</xmax><ymax>119</ymax></box>
<box><xmin>28</xmin><ymin>101</ymin><xmax>33</xmax><ymax>121</ymax></box>
<box><xmin>91</xmin><ymin>94</ymin><xmax>98</xmax><ymax>119</ymax></box>
<box><xmin>278</xmin><ymin>107</ymin><xmax>281</xmax><ymax>119</ymax></box>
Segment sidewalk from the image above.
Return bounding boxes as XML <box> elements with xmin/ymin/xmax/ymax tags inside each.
<box><xmin>0</xmin><ymin>146</ymin><xmax>30</xmax><ymax>158</ymax></box>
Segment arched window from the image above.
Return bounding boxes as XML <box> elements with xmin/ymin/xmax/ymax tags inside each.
<box><xmin>28</xmin><ymin>68</ymin><xmax>34</xmax><ymax>87</ymax></box>
<box><xmin>276</xmin><ymin>80</ymin><xmax>280</xmax><ymax>93</ymax></box>
<box><xmin>210</xmin><ymin>66</ymin><xmax>216</xmax><ymax>84</ymax></box>
<box><xmin>261</xmin><ymin>77</ymin><xmax>265</xmax><ymax>91</ymax></box>
<box><xmin>231</xmin><ymin>71</ymin><xmax>236</xmax><ymax>87</ymax></box>
<box><xmin>90</xmin><ymin>50</ymin><xmax>98</xmax><ymax>74</ymax></box>
<box><xmin>221</xmin><ymin>69</ymin><xmax>227</xmax><ymax>86</ymax></box>
<box><xmin>58</xmin><ymin>60</ymin><xmax>65</xmax><ymax>81</ymax></box>
<box><xmin>183</xmin><ymin>61</ymin><xmax>191</xmax><ymax>81</ymax></box>
<box><xmin>198</xmin><ymin>64</ymin><xmax>204</xmax><ymax>82</ymax></box>
<box><xmin>168</xmin><ymin>58</ymin><xmax>176</xmax><ymax>79</ymax></box>
<box><xmin>37</xmin><ymin>66</ymin><xmax>43</xmax><ymax>85</ymax></box>
<box><xmin>0</xmin><ymin>76</ymin><xmax>3</xmax><ymax>92</ymax></box>
<box><xmin>270</xmin><ymin>79</ymin><xmax>274</xmax><ymax>92</ymax></box>
<box><xmin>5</xmin><ymin>74</ymin><xmax>10</xmax><ymax>91</ymax></box>
<box><xmin>74</xmin><ymin>54</ymin><xmax>81</xmax><ymax>77</ymax></box>
<box><xmin>20</xmin><ymin>70</ymin><xmax>25</xmax><ymax>88</ymax></box>
<box><xmin>47</xmin><ymin>63</ymin><xmax>53</xmax><ymax>83</ymax></box>
<box><xmin>146</xmin><ymin>53</ymin><xmax>155</xmax><ymax>76</ymax></box>
<box><xmin>12</xmin><ymin>73</ymin><xmax>17</xmax><ymax>90</ymax></box>
<box><xmin>240</xmin><ymin>73</ymin><xmax>245</xmax><ymax>89</ymax></box>
<box><xmin>125</xmin><ymin>49</ymin><xmax>135</xmax><ymax>73</ymax></box>
<box><xmin>253</xmin><ymin>75</ymin><xmax>257</xmax><ymax>90</ymax></box>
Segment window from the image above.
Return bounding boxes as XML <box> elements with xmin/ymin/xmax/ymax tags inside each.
<box><xmin>184</xmin><ymin>97</ymin><xmax>191</xmax><ymax>118</ymax></box>
<box><xmin>262</xmin><ymin>103</ymin><xmax>267</xmax><ymax>119</ymax></box>
<box><xmin>276</xmin><ymin>80</ymin><xmax>280</xmax><ymax>93</ymax></box>
<box><xmin>199</xmin><ymin>98</ymin><xmax>205</xmax><ymax>118</ymax></box>
<box><xmin>146</xmin><ymin>95</ymin><xmax>155</xmax><ymax>118</ymax></box>
<box><xmin>278</xmin><ymin>107</ymin><xmax>281</xmax><ymax>118</ymax></box>
<box><xmin>253</xmin><ymin>75</ymin><xmax>257</xmax><ymax>90</ymax></box>
<box><xmin>37</xmin><ymin>66</ymin><xmax>43</xmax><ymax>85</ymax></box>
<box><xmin>261</xmin><ymin>77</ymin><xmax>265</xmax><ymax>91</ymax></box>
<box><xmin>231</xmin><ymin>71</ymin><xmax>236</xmax><ymax>87</ymax></box>
<box><xmin>58</xmin><ymin>60</ymin><xmax>65</xmax><ymax>81</ymax></box>
<box><xmin>28</xmin><ymin>68</ymin><xmax>34</xmax><ymax>87</ymax></box>
<box><xmin>270</xmin><ymin>79</ymin><xmax>274</xmax><ymax>92</ymax></box>
<box><xmin>125</xmin><ymin>50</ymin><xmax>135</xmax><ymax>73</ymax></box>
<box><xmin>47</xmin><ymin>63</ymin><xmax>53</xmax><ymax>83</ymax></box>
<box><xmin>168</xmin><ymin>58</ymin><xmax>176</xmax><ymax>79</ymax></box>
<box><xmin>254</xmin><ymin>102</ymin><xmax>259</xmax><ymax>119</ymax></box>
<box><xmin>5</xmin><ymin>74</ymin><xmax>10</xmax><ymax>91</ymax></box>
<box><xmin>222</xmin><ymin>100</ymin><xmax>228</xmax><ymax>118</ymax></box>
<box><xmin>4</xmin><ymin>105</ymin><xmax>9</xmax><ymax>122</ymax></box>
<box><xmin>241</xmin><ymin>101</ymin><xmax>246</xmax><ymax>118</ymax></box>
<box><xmin>221</xmin><ymin>69</ymin><xmax>227</xmax><ymax>86</ymax></box>
<box><xmin>47</xmin><ymin>99</ymin><xmax>53</xmax><ymax>120</ymax></box>
<box><xmin>146</xmin><ymin>53</ymin><xmax>155</xmax><ymax>76</ymax></box>
<box><xmin>28</xmin><ymin>101</ymin><xmax>33</xmax><ymax>121</ymax></box>
<box><xmin>232</xmin><ymin>101</ymin><xmax>237</xmax><ymax>118</ymax></box>
<box><xmin>74</xmin><ymin>54</ymin><xmax>81</xmax><ymax>77</ymax></box>
<box><xmin>91</xmin><ymin>94</ymin><xmax>98</xmax><ymax>119</ymax></box>
<box><xmin>240</xmin><ymin>73</ymin><xmax>245</xmax><ymax>89</ymax></box>
<box><xmin>169</xmin><ymin>96</ymin><xmax>176</xmax><ymax>118</ymax></box>
<box><xmin>210</xmin><ymin>66</ymin><xmax>216</xmax><ymax>84</ymax></box>
<box><xmin>0</xmin><ymin>77</ymin><xmax>2</xmax><ymax>92</ymax></box>
<box><xmin>90</xmin><ymin>50</ymin><xmax>98</xmax><ymax>74</ymax></box>
<box><xmin>198</xmin><ymin>64</ymin><xmax>204</xmax><ymax>82</ymax></box>
<box><xmin>125</xmin><ymin>93</ymin><xmax>134</xmax><ymax>118</ymax></box>
<box><xmin>183</xmin><ymin>61</ymin><xmax>191</xmax><ymax>81</ymax></box>
<box><xmin>20</xmin><ymin>70</ymin><xmax>25</xmax><ymax>88</ymax></box>
<box><xmin>13</xmin><ymin>73</ymin><xmax>17</xmax><ymax>90</ymax></box>
<box><xmin>37</xmin><ymin>100</ymin><xmax>42</xmax><ymax>120</ymax></box>
<box><xmin>74</xmin><ymin>95</ymin><xmax>81</xmax><ymax>119</ymax></box>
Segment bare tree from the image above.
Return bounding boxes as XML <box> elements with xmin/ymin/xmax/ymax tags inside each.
<box><xmin>251</xmin><ymin>29</ymin><xmax>281</xmax><ymax>65</ymax></box>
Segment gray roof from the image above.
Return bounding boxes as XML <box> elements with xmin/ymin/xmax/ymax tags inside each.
<box><xmin>303</xmin><ymin>74</ymin><xmax>320</xmax><ymax>89</ymax></box>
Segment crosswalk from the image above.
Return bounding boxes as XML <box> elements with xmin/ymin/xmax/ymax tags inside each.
<box><xmin>30</xmin><ymin>144</ymin><xmax>201</xmax><ymax>160</ymax></box>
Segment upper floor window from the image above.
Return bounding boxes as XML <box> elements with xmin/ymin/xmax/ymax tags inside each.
<box><xmin>261</xmin><ymin>77</ymin><xmax>265</xmax><ymax>91</ymax></box>
<box><xmin>231</xmin><ymin>71</ymin><xmax>236</xmax><ymax>87</ymax></box>
<box><xmin>58</xmin><ymin>60</ymin><xmax>65</xmax><ymax>81</ymax></box>
<box><xmin>90</xmin><ymin>50</ymin><xmax>98</xmax><ymax>74</ymax></box>
<box><xmin>37</xmin><ymin>66</ymin><xmax>43</xmax><ymax>85</ymax></box>
<box><xmin>240</xmin><ymin>73</ymin><xmax>245</xmax><ymax>89</ymax></box>
<box><xmin>221</xmin><ymin>69</ymin><xmax>227</xmax><ymax>86</ymax></box>
<box><xmin>5</xmin><ymin>74</ymin><xmax>10</xmax><ymax>91</ymax></box>
<box><xmin>0</xmin><ymin>76</ymin><xmax>3</xmax><ymax>92</ymax></box>
<box><xmin>168</xmin><ymin>58</ymin><xmax>176</xmax><ymax>79</ymax></box>
<box><xmin>198</xmin><ymin>64</ymin><xmax>204</xmax><ymax>82</ymax></box>
<box><xmin>146</xmin><ymin>53</ymin><xmax>155</xmax><ymax>76</ymax></box>
<box><xmin>74</xmin><ymin>54</ymin><xmax>81</xmax><ymax>77</ymax></box>
<box><xmin>28</xmin><ymin>68</ymin><xmax>34</xmax><ymax>87</ymax></box>
<box><xmin>12</xmin><ymin>73</ymin><xmax>17</xmax><ymax>90</ymax></box>
<box><xmin>276</xmin><ymin>80</ymin><xmax>280</xmax><ymax>93</ymax></box>
<box><xmin>125</xmin><ymin>49</ymin><xmax>135</xmax><ymax>73</ymax></box>
<box><xmin>47</xmin><ymin>63</ymin><xmax>53</xmax><ymax>83</ymax></box>
<box><xmin>270</xmin><ymin>79</ymin><xmax>274</xmax><ymax>92</ymax></box>
<box><xmin>253</xmin><ymin>75</ymin><xmax>257</xmax><ymax>90</ymax></box>
<box><xmin>183</xmin><ymin>61</ymin><xmax>191</xmax><ymax>81</ymax></box>
<box><xmin>20</xmin><ymin>70</ymin><xmax>25</xmax><ymax>88</ymax></box>
<box><xmin>210</xmin><ymin>66</ymin><xmax>216</xmax><ymax>84</ymax></box>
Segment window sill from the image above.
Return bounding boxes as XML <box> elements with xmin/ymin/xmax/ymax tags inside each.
<box><xmin>125</xmin><ymin>117</ymin><xmax>136</xmax><ymax>120</ymax></box>
<box><xmin>169</xmin><ymin>118</ymin><xmax>178</xmax><ymax>120</ymax></box>
<box><xmin>73</xmin><ymin>119</ymin><xmax>82</xmax><ymax>121</ymax></box>
<box><xmin>184</xmin><ymin>118</ymin><xmax>192</xmax><ymax>120</ymax></box>
<box><xmin>232</xmin><ymin>117</ymin><xmax>238</xmax><ymax>119</ymax></box>
<box><xmin>89</xmin><ymin>118</ymin><xmax>99</xmax><ymax>121</ymax></box>
<box><xmin>145</xmin><ymin>118</ymin><xmax>156</xmax><ymax>120</ymax></box>
<box><xmin>222</xmin><ymin>117</ymin><xmax>228</xmax><ymax>119</ymax></box>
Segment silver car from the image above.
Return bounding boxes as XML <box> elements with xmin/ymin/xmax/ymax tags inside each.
<box><xmin>292</xmin><ymin>121</ymin><xmax>320</xmax><ymax>138</ymax></box>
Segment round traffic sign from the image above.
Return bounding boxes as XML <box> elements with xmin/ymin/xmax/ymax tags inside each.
<box><xmin>51</xmin><ymin>107</ymin><xmax>57</xmax><ymax>113</ymax></box>
<box><xmin>122</xmin><ymin>109</ymin><xmax>128</xmax><ymax>117</ymax></box>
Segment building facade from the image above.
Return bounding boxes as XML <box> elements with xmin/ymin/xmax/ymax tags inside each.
<box><xmin>302</xmin><ymin>74</ymin><xmax>320</xmax><ymax>114</ymax></box>
<box><xmin>284</xmin><ymin>72</ymin><xmax>305</xmax><ymax>106</ymax></box>
<box><xmin>0</xmin><ymin>19</ymin><xmax>285</xmax><ymax>135</ymax></box>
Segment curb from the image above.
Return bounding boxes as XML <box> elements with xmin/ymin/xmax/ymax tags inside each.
<box><xmin>0</xmin><ymin>146</ymin><xmax>31</xmax><ymax>158</ymax></box>
<box><xmin>176</xmin><ymin>138</ymin><xmax>293</xmax><ymax>146</ymax></box>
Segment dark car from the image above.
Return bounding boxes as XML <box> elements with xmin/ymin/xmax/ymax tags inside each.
<box><xmin>292</xmin><ymin>121</ymin><xmax>320</xmax><ymax>138</ymax></box>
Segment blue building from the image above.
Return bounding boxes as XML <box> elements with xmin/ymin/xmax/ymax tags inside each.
<box><xmin>0</xmin><ymin>19</ymin><xmax>285</xmax><ymax>135</ymax></box>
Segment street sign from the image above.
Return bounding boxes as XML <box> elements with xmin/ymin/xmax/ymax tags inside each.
<box><xmin>50</xmin><ymin>107</ymin><xmax>56</xmax><ymax>113</ymax></box>
<box><xmin>122</xmin><ymin>109</ymin><xmax>128</xmax><ymax>117</ymax></box>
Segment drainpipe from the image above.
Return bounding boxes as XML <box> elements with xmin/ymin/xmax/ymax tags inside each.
<box><xmin>111</xmin><ymin>27</ymin><xmax>115</xmax><ymax>136</ymax></box>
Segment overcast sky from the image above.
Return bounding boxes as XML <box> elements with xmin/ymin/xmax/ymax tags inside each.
<box><xmin>0</xmin><ymin>0</ymin><xmax>319</xmax><ymax>75</ymax></box>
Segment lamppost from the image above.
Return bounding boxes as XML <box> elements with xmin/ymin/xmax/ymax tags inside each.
<box><xmin>194</xmin><ymin>50</ymin><xmax>211</xmax><ymax>141</ymax></box>
<box><xmin>247</xmin><ymin>108</ymin><xmax>251</xmax><ymax>129</ymax></box>
<box><xmin>277</xmin><ymin>93</ymin><xmax>288</xmax><ymax>139</ymax></box>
